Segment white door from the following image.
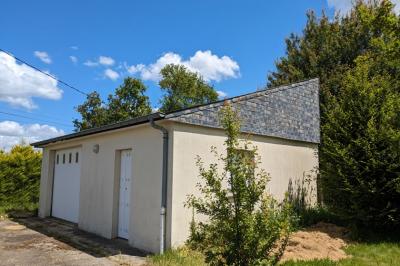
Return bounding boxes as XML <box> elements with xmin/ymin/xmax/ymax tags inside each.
<box><xmin>118</xmin><ymin>150</ymin><xmax>132</xmax><ymax>239</ymax></box>
<box><xmin>52</xmin><ymin>147</ymin><xmax>81</xmax><ymax>223</ymax></box>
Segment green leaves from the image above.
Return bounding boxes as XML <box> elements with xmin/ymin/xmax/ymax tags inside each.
<box><xmin>73</xmin><ymin>77</ymin><xmax>152</xmax><ymax>131</ymax></box>
<box><xmin>107</xmin><ymin>77</ymin><xmax>152</xmax><ymax>122</ymax></box>
<box><xmin>0</xmin><ymin>145</ymin><xmax>42</xmax><ymax>210</ymax></box>
<box><xmin>74</xmin><ymin>66</ymin><xmax>220</xmax><ymax>131</ymax></box>
<box><xmin>321</xmin><ymin>52</ymin><xmax>400</xmax><ymax>228</ymax></box>
<box><xmin>186</xmin><ymin>104</ymin><xmax>293</xmax><ymax>265</ymax></box>
<box><xmin>73</xmin><ymin>91</ymin><xmax>108</xmax><ymax>131</ymax></box>
<box><xmin>159</xmin><ymin>64</ymin><xmax>218</xmax><ymax>113</ymax></box>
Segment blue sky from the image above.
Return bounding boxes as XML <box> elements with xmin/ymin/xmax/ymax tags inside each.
<box><xmin>0</xmin><ymin>0</ymin><xmax>356</xmax><ymax>149</ymax></box>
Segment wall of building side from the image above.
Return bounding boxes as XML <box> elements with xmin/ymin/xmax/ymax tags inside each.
<box><xmin>169</xmin><ymin>122</ymin><xmax>319</xmax><ymax>247</ymax></box>
<box><xmin>38</xmin><ymin>123</ymin><xmax>170</xmax><ymax>253</ymax></box>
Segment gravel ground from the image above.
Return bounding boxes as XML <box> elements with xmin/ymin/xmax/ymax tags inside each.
<box><xmin>0</xmin><ymin>217</ymin><xmax>148</xmax><ymax>266</ymax></box>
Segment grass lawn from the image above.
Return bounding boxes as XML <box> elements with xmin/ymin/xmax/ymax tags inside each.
<box><xmin>149</xmin><ymin>242</ymin><xmax>400</xmax><ymax>266</ymax></box>
<box><xmin>150</xmin><ymin>247</ymin><xmax>206</xmax><ymax>266</ymax></box>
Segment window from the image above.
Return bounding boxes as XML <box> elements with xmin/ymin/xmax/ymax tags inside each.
<box><xmin>69</xmin><ymin>153</ymin><xmax>72</xmax><ymax>163</ymax></box>
<box><xmin>75</xmin><ymin>152</ymin><xmax>79</xmax><ymax>163</ymax></box>
<box><xmin>62</xmin><ymin>154</ymin><xmax>65</xmax><ymax>164</ymax></box>
<box><xmin>56</xmin><ymin>154</ymin><xmax>59</xmax><ymax>164</ymax></box>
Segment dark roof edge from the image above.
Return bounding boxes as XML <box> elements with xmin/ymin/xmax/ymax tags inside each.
<box><xmin>31</xmin><ymin>112</ymin><xmax>164</xmax><ymax>147</ymax></box>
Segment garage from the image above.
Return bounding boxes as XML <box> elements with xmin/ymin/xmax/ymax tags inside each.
<box><xmin>52</xmin><ymin>147</ymin><xmax>81</xmax><ymax>223</ymax></box>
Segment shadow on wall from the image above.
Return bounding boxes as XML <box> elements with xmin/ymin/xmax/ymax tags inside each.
<box><xmin>287</xmin><ymin>169</ymin><xmax>318</xmax><ymax>214</ymax></box>
<box><xmin>286</xmin><ymin>168</ymin><xmax>346</xmax><ymax>228</ymax></box>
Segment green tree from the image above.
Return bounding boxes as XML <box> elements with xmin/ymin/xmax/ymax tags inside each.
<box><xmin>322</xmin><ymin>55</ymin><xmax>400</xmax><ymax>228</ymax></box>
<box><xmin>0</xmin><ymin>145</ymin><xmax>42</xmax><ymax>211</ymax></box>
<box><xmin>107</xmin><ymin>77</ymin><xmax>152</xmax><ymax>122</ymax></box>
<box><xmin>73</xmin><ymin>77</ymin><xmax>152</xmax><ymax>131</ymax></box>
<box><xmin>186</xmin><ymin>103</ymin><xmax>293</xmax><ymax>265</ymax></box>
<box><xmin>159</xmin><ymin>64</ymin><xmax>218</xmax><ymax>113</ymax></box>
<box><xmin>73</xmin><ymin>91</ymin><xmax>108</xmax><ymax>131</ymax></box>
<box><xmin>268</xmin><ymin>0</ymin><xmax>400</xmax><ymax>227</ymax></box>
<box><xmin>268</xmin><ymin>0</ymin><xmax>398</xmax><ymax>108</ymax></box>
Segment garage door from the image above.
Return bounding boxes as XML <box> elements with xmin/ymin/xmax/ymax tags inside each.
<box><xmin>52</xmin><ymin>147</ymin><xmax>81</xmax><ymax>223</ymax></box>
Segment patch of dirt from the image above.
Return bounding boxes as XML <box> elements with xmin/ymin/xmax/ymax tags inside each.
<box><xmin>281</xmin><ymin>222</ymin><xmax>350</xmax><ymax>262</ymax></box>
<box><xmin>28</xmin><ymin>240</ymin><xmax>72</xmax><ymax>251</ymax></box>
<box><xmin>4</xmin><ymin>224</ymin><xmax>26</xmax><ymax>230</ymax></box>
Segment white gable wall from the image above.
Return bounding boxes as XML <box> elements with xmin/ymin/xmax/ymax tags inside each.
<box><xmin>169</xmin><ymin>122</ymin><xmax>318</xmax><ymax>248</ymax></box>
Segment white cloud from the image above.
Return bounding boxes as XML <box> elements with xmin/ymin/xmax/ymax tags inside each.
<box><xmin>69</xmin><ymin>56</ymin><xmax>78</xmax><ymax>64</ymax></box>
<box><xmin>0</xmin><ymin>52</ymin><xmax>63</xmax><ymax>109</ymax></box>
<box><xmin>394</xmin><ymin>0</ymin><xmax>400</xmax><ymax>13</ymax></box>
<box><xmin>34</xmin><ymin>51</ymin><xmax>52</xmax><ymax>64</ymax></box>
<box><xmin>70</xmin><ymin>46</ymin><xmax>79</xmax><ymax>50</ymax></box>
<box><xmin>84</xmin><ymin>56</ymin><xmax>115</xmax><ymax>67</ymax></box>
<box><xmin>327</xmin><ymin>0</ymin><xmax>352</xmax><ymax>14</ymax></box>
<box><xmin>99</xmin><ymin>56</ymin><xmax>115</xmax><ymax>66</ymax></box>
<box><xmin>327</xmin><ymin>0</ymin><xmax>400</xmax><ymax>15</ymax></box>
<box><xmin>104</xmin><ymin>68</ymin><xmax>119</xmax><ymax>80</ymax></box>
<box><xmin>127</xmin><ymin>50</ymin><xmax>240</xmax><ymax>82</ymax></box>
<box><xmin>393</xmin><ymin>0</ymin><xmax>400</xmax><ymax>13</ymax></box>
<box><xmin>217</xmin><ymin>90</ymin><xmax>228</xmax><ymax>98</ymax></box>
<box><xmin>83</xmin><ymin>60</ymin><xmax>98</xmax><ymax>67</ymax></box>
<box><xmin>0</xmin><ymin>121</ymin><xmax>24</xmax><ymax>136</ymax></box>
<box><xmin>0</xmin><ymin>120</ymin><xmax>65</xmax><ymax>151</ymax></box>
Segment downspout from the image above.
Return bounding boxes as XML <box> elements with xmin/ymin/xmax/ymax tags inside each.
<box><xmin>150</xmin><ymin>117</ymin><xmax>168</xmax><ymax>254</ymax></box>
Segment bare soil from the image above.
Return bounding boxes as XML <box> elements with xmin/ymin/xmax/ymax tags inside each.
<box><xmin>281</xmin><ymin>222</ymin><xmax>350</xmax><ymax>262</ymax></box>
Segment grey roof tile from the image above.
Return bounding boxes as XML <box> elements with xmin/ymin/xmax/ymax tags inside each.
<box><xmin>166</xmin><ymin>79</ymin><xmax>320</xmax><ymax>143</ymax></box>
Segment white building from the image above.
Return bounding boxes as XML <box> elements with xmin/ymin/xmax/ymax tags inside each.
<box><xmin>33</xmin><ymin>79</ymin><xmax>320</xmax><ymax>254</ymax></box>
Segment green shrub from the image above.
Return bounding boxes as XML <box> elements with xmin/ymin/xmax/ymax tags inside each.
<box><xmin>296</xmin><ymin>207</ymin><xmax>344</xmax><ymax>228</ymax></box>
<box><xmin>321</xmin><ymin>54</ymin><xmax>400</xmax><ymax>229</ymax></box>
<box><xmin>0</xmin><ymin>145</ymin><xmax>42</xmax><ymax>214</ymax></box>
<box><xmin>186</xmin><ymin>103</ymin><xmax>293</xmax><ymax>265</ymax></box>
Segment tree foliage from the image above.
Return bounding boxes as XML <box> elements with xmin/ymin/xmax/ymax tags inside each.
<box><xmin>322</xmin><ymin>54</ymin><xmax>400</xmax><ymax>228</ymax></box>
<box><xmin>73</xmin><ymin>91</ymin><xmax>108</xmax><ymax>131</ymax></box>
<box><xmin>268</xmin><ymin>0</ymin><xmax>400</xmax><ymax>228</ymax></box>
<box><xmin>159</xmin><ymin>64</ymin><xmax>218</xmax><ymax>113</ymax></box>
<box><xmin>73</xmin><ymin>77</ymin><xmax>152</xmax><ymax>131</ymax></box>
<box><xmin>107</xmin><ymin>77</ymin><xmax>152</xmax><ymax>122</ymax></box>
<box><xmin>0</xmin><ymin>145</ymin><xmax>42</xmax><ymax>209</ymax></box>
<box><xmin>186</xmin><ymin>103</ymin><xmax>293</xmax><ymax>265</ymax></box>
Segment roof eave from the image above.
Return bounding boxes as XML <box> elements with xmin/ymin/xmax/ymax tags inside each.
<box><xmin>31</xmin><ymin>112</ymin><xmax>164</xmax><ymax>148</ymax></box>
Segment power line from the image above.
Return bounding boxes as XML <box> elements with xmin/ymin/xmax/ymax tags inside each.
<box><xmin>0</xmin><ymin>48</ymin><xmax>106</xmax><ymax>129</ymax></box>
<box><xmin>0</xmin><ymin>110</ymin><xmax>74</xmax><ymax>128</ymax></box>
<box><xmin>0</xmin><ymin>48</ymin><xmax>90</xmax><ymax>97</ymax></box>
<box><xmin>6</xmin><ymin>108</ymin><xmax>73</xmax><ymax>123</ymax></box>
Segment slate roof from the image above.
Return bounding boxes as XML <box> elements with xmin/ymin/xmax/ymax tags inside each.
<box><xmin>166</xmin><ymin>78</ymin><xmax>320</xmax><ymax>143</ymax></box>
<box><xmin>32</xmin><ymin>79</ymin><xmax>320</xmax><ymax>147</ymax></box>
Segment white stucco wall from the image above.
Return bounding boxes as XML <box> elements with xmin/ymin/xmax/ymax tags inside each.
<box><xmin>38</xmin><ymin>123</ymin><xmax>170</xmax><ymax>253</ymax></box>
<box><xmin>38</xmin><ymin>120</ymin><xmax>318</xmax><ymax>253</ymax></box>
<box><xmin>168</xmin><ymin>122</ymin><xmax>319</xmax><ymax>247</ymax></box>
